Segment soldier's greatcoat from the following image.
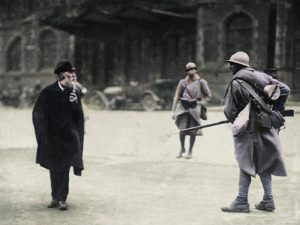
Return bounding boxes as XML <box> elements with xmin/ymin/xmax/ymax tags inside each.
<box><xmin>33</xmin><ymin>81</ymin><xmax>84</xmax><ymax>175</ymax></box>
<box><xmin>224</xmin><ymin>68</ymin><xmax>288</xmax><ymax>177</ymax></box>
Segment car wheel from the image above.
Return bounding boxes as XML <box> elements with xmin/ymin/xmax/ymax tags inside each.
<box><xmin>87</xmin><ymin>91</ymin><xmax>108</xmax><ymax>110</ymax></box>
<box><xmin>142</xmin><ymin>94</ymin><xmax>157</xmax><ymax>111</ymax></box>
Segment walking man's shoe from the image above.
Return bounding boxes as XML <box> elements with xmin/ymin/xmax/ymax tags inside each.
<box><xmin>255</xmin><ymin>200</ymin><xmax>275</xmax><ymax>212</ymax></box>
<box><xmin>58</xmin><ymin>201</ymin><xmax>68</xmax><ymax>210</ymax></box>
<box><xmin>221</xmin><ymin>199</ymin><xmax>250</xmax><ymax>213</ymax></box>
<box><xmin>47</xmin><ymin>199</ymin><xmax>58</xmax><ymax>208</ymax></box>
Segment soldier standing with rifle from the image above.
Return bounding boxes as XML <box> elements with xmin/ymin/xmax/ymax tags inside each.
<box><xmin>221</xmin><ymin>51</ymin><xmax>290</xmax><ymax>213</ymax></box>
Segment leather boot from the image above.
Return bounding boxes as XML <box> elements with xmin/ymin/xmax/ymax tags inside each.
<box><xmin>221</xmin><ymin>197</ymin><xmax>250</xmax><ymax>213</ymax></box>
<box><xmin>255</xmin><ymin>198</ymin><xmax>275</xmax><ymax>212</ymax></box>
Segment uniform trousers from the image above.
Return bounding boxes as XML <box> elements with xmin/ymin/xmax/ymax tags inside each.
<box><xmin>238</xmin><ymin>169</ymin><xmax>273</xmax><ymax>201</ymax></box>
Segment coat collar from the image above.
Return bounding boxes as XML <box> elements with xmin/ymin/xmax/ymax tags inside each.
<box><xmin>57</xmin><ymin>81</ymin><xmax>65</xmax><ymax>91</ymax></box>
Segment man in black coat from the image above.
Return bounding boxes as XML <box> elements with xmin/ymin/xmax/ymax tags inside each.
<box><xmin>33</xmin><ymin>61</ymin><xmax>85</xmax><ymax>210</ymax></box>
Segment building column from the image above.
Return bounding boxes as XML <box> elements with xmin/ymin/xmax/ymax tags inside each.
<box><xmin>0</xmin><ymin>30</ymin><xmax>4</xmax><ymax>74</ymax></box>
<box><xmin>68</xmin><ymin>34</ymin><xmax>75</xmax><ymax>63</ymax></box>
<box><xmin>0</xmin><ymin>30</ymin><xmax>4</xmax><ymax>89</ymax></box>
<box><xmin>195</xmin><ymin>6</ymin><xmax>205</xmax><ymax>69</ymax></box>
<box><xmin>274</xmin><ymin>0</ymin><xmax>295</xmax><ymax>93</ymax></box>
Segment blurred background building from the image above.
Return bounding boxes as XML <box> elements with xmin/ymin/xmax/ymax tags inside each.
<box><xmin>0</xmin><ymin>0</ymin><xmax>299</xmax><ymax>102</ymax></box>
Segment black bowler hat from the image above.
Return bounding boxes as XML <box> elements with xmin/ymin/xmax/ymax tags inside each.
<box><xmin>54</xmin><ymin>61</ymin><xmax>76</xmax><ymax>74</ymax></box>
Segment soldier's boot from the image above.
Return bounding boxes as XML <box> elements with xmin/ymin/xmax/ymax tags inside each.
<box><xmin>221</xmin><ymin>197</ymin><xmax>250</xmax><ymax>213</ymax></box>
<box><xmin>255</xmin><ymin>197</ymin><xmax>275</xmax><ymax>212</ymax></box>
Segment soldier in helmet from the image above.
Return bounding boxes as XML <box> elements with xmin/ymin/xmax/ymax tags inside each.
<box><xmin>172</xmin><ymin>62</ymin><xmax>212</xmax><ymax>159</ymax></box>
<box><xmin>32</xmin><ymin>61</ymin><xmax>85</xmax><ymax>210</ymax></box>
<box><xmin>221</xmin><ymin>51</ymin><xmax>290</xmax><ymax>213</ymax></box>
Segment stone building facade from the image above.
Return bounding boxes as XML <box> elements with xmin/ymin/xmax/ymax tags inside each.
<box><xmin>0</xmin><ymin>0</ymin><xmax>299</xmax><ymax>102</ymax></box>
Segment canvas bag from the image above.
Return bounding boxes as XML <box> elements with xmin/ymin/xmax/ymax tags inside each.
<box><xmin>232</xmin><ymin>101</ymin><xmax>251</xmax><ymax>135</ymax></box>
<box><xmin>199</xmin><ymin>79</ymin><xmax>208</xmax><ymax>120</ymax></box>
<box><xmin>200</xmin><ymin>104</ymin><xmax>207</xmax><ymax>120</ymax></box>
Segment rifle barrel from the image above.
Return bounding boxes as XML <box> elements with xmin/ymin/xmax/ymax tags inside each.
<box><xmin>281</xmin><ymin>109</ymin><xmax>294</xmax><ymax>117</ymax></box>
<box><xmin>180</xmin><ymin>120</ymin><xmax>229</xmax><ymax>133</ymax></box>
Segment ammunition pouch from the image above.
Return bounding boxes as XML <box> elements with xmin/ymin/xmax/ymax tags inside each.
<box><xmin>269</xmin><ymin>110</ymin><xmax>285</xmax><ymax>129</ymax></box>
<box><xmin>256</xmin><ymin>110</ymin><xmax>285</xmax><ymax>129</ymax></box>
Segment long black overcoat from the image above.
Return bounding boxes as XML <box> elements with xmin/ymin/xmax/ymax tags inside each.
<box><xmin>33</xmin><ymin>81</ymin><xmax>84</xmax><ymax>175</ymax></box>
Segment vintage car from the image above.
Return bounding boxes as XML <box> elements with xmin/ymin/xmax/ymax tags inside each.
<box><xmin>85</xmin><ymin>79</ymin><xmax>179</xmax><ymax>111</ymax></box>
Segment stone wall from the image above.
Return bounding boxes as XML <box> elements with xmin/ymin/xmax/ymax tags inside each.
<box><xmin>0</xmin><ymin>16</ymin><xmax>74</xmax><ymax>91</ymax></box>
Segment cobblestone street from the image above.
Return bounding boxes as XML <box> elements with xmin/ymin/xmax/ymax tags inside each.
<box><xmin>0</xmin><ymin>106</ymin><xmax>299</xmax><ymax>225</ymax></box>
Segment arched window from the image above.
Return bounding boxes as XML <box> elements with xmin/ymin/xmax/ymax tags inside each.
<box><xmin>225</xmin><ymin>13</ymin><xmax>253</xmax><ymax>58</ymax></box>
<box><xmin>39</xmin><ymin>30</ymin><xmax>57</xmax><ymax>70</ymax></box>
<box><xmin>6</xmin><ymin>37</ymin><xmax>22</xmax><ymax>72</ymax></box>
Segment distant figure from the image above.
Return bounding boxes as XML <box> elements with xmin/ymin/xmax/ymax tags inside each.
<box><xmin>172</xmin><ymin>62</ymin><xmax>212</xmax><ymax>159</ymax></box>
<box><xmin>221</xmin><ymin>51</ymin><xmax>290</xmax><ymax>213</ymax></box>
<box><xmin>32</xmin><ymin>61</ymin><xmax>85</xmax><ymax>210</ymax></box>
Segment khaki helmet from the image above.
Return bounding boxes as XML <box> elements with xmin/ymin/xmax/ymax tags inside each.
<box><xmin>226</xmin><ymin>51</ymin><xmax>250</xmax><ymax>67</ymax></box>
<box><xmin>185</xmin><ymin>62</ymin><xmax>197</xmax><ymax>71</ymax></box>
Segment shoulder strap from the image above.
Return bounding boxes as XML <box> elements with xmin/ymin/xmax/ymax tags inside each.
<box><xmin>235</xmin><ymin>79</ymin><xmax>272</xmax><ymax>114</ymax></box>
<box><xmin>180</xmin><ymin>79</ymin><xmax>194</xmax><ymax>99</ymax></box>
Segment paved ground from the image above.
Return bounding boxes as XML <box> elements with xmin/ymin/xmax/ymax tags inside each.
<box><xmin>0</xmin><ymin>106</ymin><xmax>299</xmax><ymax>225</ymax></box>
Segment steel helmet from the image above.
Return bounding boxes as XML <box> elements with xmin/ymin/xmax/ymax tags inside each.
<box><xmin>226</xmin><ymin>51</ymin><xmax>250</xmax><ymax>67</ymax></box>
<box><xmin>185</xmin><ymin>62</ymin><xmax>197</xmax><ymax>71</ymax></box>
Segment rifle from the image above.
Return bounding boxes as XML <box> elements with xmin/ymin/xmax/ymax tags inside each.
<box><xmin>179</xmin><ymin>109</ymin><xmax>294</xmax><ymax>134</ymax></box>
<box><xmin>180</xmin><ymin>120</ymin><xmax>229</xmax><ymax>133</ymax></box>
<box><xmin>280</xmin><ymin>109</ymin><xmax>294</xmax><ymax>117</ymax></box>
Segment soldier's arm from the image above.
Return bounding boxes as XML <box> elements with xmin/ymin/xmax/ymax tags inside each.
<box><xmin>200</xmin><ymin>79</ymin><xmax>212</xmax><ymax>105</ymax></box>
